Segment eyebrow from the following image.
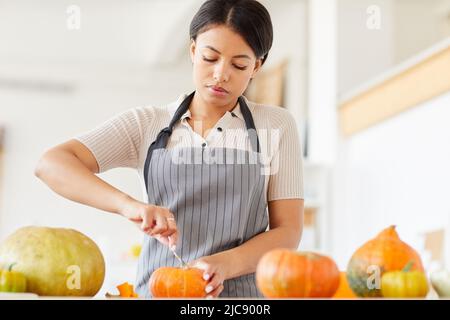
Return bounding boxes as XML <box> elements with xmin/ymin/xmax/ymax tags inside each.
<box><xmin>203</xmin><ymin>45</ymin><xmax>251</xmax><ymax>59</ymax></box>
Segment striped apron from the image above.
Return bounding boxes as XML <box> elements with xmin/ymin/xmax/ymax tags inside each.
<box><xmin>135</xmin><ymin>92</ymin><xmax>268</xmax><ymax>298</ymax></box>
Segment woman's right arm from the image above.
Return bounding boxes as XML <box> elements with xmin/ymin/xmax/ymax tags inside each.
<box><xmin>34</xmin><ymin>139</ymin><xmax>178</xmax><ymax>248</ymax></box>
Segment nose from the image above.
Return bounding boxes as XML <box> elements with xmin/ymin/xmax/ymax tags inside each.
<box><xmin>213</xmin><ymin>61</ymin><xmax>230</xmax><ymax>83</ymax></box>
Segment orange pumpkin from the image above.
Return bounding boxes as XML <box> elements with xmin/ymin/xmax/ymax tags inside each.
<box><xmin>346</xmin><ymin>225</ymin><xmax>424</xmax><ymax>297</ymax></box>
<box><xmin>332</xmin><ymin>272</ymin><xmax>357</xmax><ymax>298</ymax></box>
<box><xmin>149</xmin><ymin>267</ymin><xmax>207</xmax><ymax>298</ymax></box>
<box><xmin>256</xmin><ymin>249</ymin><xmax>340</xmax><ymax>298</ymax></box>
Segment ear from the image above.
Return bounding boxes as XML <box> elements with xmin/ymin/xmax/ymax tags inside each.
<box><xmin>189</xmin><ymin>39</ymin><xmax>196</xmax><ymax>64</ymax></box>
<box><xmin>251</xmin><ymin>58</ymin><xmax>263</xmax><ymax>79</ymax></box>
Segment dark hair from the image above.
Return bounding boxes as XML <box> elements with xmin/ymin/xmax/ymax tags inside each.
<box><xmin>189</xmin><ymin>0</ymin><xmax>273</xmax><ymax>66</ymax></box>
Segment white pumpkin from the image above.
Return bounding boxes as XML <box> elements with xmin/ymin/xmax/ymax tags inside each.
<box><xmin>430</xmin><ymin>269</ymin><xmax>450</xmax><ymax>298</ymax></box>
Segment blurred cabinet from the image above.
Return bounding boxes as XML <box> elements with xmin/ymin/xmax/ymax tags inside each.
<box><xmin>297</xmin><ymin>0</ymin><xmax>338</xmax><ymax>253</ymax></box>
<box><xmin>299</xmin><ymin>161</ymin><xmax>331</xmax><ymax>252</ymax></box>
<box><xmin>301</xmin><ymin>206</ymin><xmax>318</xmax><ymax>250</ymax></box>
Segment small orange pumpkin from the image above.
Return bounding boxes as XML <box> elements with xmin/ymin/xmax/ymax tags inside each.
<box><xmin>117</xmin><ymin>282</ymin><xmax>138</xmax><ymax>298</ymax></box>
<box><xmin>347</xmin><ymin>225</ymin><xmax>424</xmax><ymax>297</ymax></box>
<box><xmin>256</xmin><ymin>249</ymin><xmax>340</xmax><ymax>298</ymax></box>
<box><xmin>149</xmin><ymin>267</ymin><xmax>207</xmax><ymax>298</ymax></box>
<box><xmin>105</xmin><ymin>282</ymin><xmax>139</xmax><ymax>298</ymax></box>
<box><xmin>332</xmin><ymin>272</ymin><xmax>357</xmax><ymax>298</ymax></box>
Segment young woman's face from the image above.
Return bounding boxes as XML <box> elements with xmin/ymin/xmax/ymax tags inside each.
<box><xmin>190</xmin><ymin>24</ymin><xmax>262</xmax><ymax>107</ymax></box>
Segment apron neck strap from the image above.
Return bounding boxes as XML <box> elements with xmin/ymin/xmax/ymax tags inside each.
<box><xmin>144</xmin><ymin>91</ymin><xmax>260</xmax><ymax>192</ymax></box>
<box><xmin>238</xmin><ymin>95</ymin><xmax>260</xmax><ymax>153</ymax></box>
<box><xmin>167</xmin><ymin>91</ymin><xmax>260</xmax><ymax>153</ymax></box>
<box><xmin>167</xmin><ymin>91</ymin><xmax>195</xmax><ymax>132</ymax></box>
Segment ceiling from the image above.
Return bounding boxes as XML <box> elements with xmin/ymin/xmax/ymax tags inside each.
<box><xmin>0</xmin><ymin>0</ymin><xmax>202</xmax><ymax>67</ymax></box>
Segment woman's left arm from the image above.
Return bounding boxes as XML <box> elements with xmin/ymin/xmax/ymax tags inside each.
<box><xmin>190</xmin><ymin>198</ymin><xmax>303</xmax><ymax>297</ymax></box>
<box><xmin>224</xmin><ymin>198</ymin><xmax>304</xmax><ymax>278</ymax></box>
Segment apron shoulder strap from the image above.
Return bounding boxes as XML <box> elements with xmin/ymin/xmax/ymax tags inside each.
<box><xmin>144</xmin><ymin>92</ymin><xmax>260</xmax><ymax>192</ymax></box>
<box><xmin>238</xmin><ymin>96</ymin><xmax>260</xmax><ymax>154</ymax></box>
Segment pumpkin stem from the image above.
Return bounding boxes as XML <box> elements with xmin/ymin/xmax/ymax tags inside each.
<box><xmin>7</xmin><ymin>262</ymin><xmax>17</xmax><ymax>272</ymax></box>
<box><xmin>402</xmin><ymin>261</ymin><xmax>414</xmax><ymax>272</ymax></box>
<box><xmin>377</xmin><ymin>225</ymin><xmax>399</xmax><ymax>240</ymax></box>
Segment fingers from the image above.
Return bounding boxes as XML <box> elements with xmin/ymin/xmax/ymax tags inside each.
<box><xmin>141</xmin><ymin>210</ymin><xmax>154</xmax><ymax>233</ymax></box>
<box><xmin>162</xmin><ymin>216</ymin><xmax>177</xmax><ymax>238</ymax></box>
<box><xmin>190</xmin><ymin>261</ymin><xmax>224</xmax><ymax>298</ymax></box>
<box><xmin>205</xmin><ymin>273</ymin><xmax>224</xmax><ymax>298</ymax></box>
<box><xmin>150</xmin><ymin>213</ymin><xmax>168</xmax><ymax>236</ymax></box>
<box><xmin>154</xmin><ymin>234</ymin><xmax>169</xmax><ymax>247</ymax></box>
<box><xmin>154</xmin><ymin>232</ymin><xmax>179</xmax><ymax>250</ymax></box>
<box><xmin>152</xmin><ymin>213</ymin><xmax>177</xmax><ymax>239</ymax></box>
<box><xmin>141</xmin><ymin>207</ymin><xmax>177</xmax><ymax>248</ymax></box>
<box><xmin>206</xmin><ymin>283</ymin><xmax>224</xmax><ymax>299</ymax></box>
<box><xmin>168</xmin><ymin>231</ymin><xmax>178</xmax><ymax>250</ymax></box>
<box><xmin>189</xmin><ymin>260</ymin><xmax>211</xmax><ymax>278</ymax></box>
<box><xmin>129</xmin><ymin>202</ymin><xmax>178</xmax><ymax>248</ymax></box>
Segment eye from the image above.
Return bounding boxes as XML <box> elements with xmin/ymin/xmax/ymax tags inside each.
<box><xmin>202</xmin><ymin>56</ymin><xmax>247</xmax><ymax>71</ymax></box>
<box><xmin>202</xmin><ymin>56</ymin><xmax>217</xmax><ymax>63</ymax></box>
<box><xmin>233</xmin><ymin>64</ymin><xmax>247</xmax><ymax>71</ymax></box>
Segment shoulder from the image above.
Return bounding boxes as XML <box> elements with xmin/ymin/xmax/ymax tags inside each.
<box><xmin>149</xmin><ymin>94</ymin><xmax>186</xmax><ymax>122</ymax></box>
<box><xmin>121</xmin><ymin>96</ymin><xmax>181</xmax><ymax>130</ymax></box>
<box><xmin>245</xmin><ymin>98</ymin><xmax>297</xmax><ymax>129</ymax></box>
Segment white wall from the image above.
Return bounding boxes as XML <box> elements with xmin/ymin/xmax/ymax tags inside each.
<box><xmin>338</xmin><ymin>0</ymin><xmax>450</xmax><ymax>97</ymax></box>
<box><xmin>0</xmin><ymin>0</ymin><xmax>308</xmax><ymax>295</ymax></box>
<box><xmin>338</xmin><ymin>0</ymin><xmax>395</xmax><ymax>95</ymax></box>
<box><xmin>0</xmin><ymin>0</ymin><xmax>198</xmax><ymax>295</ymax></box>
<box><xmin>334</xmin><ymin>0</ymin><xmax>450</xmax><ymax>271</ymax></box>
<box><xmin>0</xmin><ymin>0</ymin><xmax>198</xmax><ymax>66</ymax></box>
<box><xmin>0</xmin><ymin>65</ymin><xmax>193</xmax><ymax>295</ymax></box>
<box><xmin>394</xmin><ymin>0</ymin><xmax>450</xmax><ymax>63</ymax></box>
<box><xmin>261</xmin><ymin>0</ymin><xmax>307</xmax><ymax>124</ymax></box>
<box><xmin>331</xmin><ymin>91</ymin><xmax>450</xmax><ymax>270</ymax></box>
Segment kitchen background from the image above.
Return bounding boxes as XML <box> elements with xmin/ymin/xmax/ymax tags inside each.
<box><xmin>1</xmin><ymin>0</ymin><xmax>449</xmax><ymax>297</ymax></box>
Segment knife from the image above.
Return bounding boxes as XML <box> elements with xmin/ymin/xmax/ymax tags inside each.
<box><xmin>170</xmin><ymin>246</ymin><xmax>188</xmax><ymax>268</ymax></box>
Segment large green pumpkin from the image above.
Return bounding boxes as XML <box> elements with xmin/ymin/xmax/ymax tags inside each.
<box><xmin>0</xmin><ymin>226</ymin><xmax>105</xmax><ymax>296</ymax></box>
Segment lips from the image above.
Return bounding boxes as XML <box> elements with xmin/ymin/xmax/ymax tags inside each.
<box><xmin>208</xmin><ymin>85</ymin><xmax>229</xmax><ymax>93</ymax></box>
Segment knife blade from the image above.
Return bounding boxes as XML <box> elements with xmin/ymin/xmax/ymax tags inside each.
<box><xmin>170</xmin><ymin>247</ymin><xmax>187</xmax><ymax>268</ymax></box>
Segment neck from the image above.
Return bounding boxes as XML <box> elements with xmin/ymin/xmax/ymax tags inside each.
<box><xmin>189</xmin><ymin>92</ymin><xmax>238</xmax><ymax>120</ymax></box>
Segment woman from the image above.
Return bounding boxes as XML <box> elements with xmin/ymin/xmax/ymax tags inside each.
<box><xmin>35</xmin><ymin>0</ymin><xmax>304</xmax><ymax>298</ymax></box>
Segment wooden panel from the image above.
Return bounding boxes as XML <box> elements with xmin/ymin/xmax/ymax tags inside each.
<box><xmin>244</xmin><ymin>59</ymin><xmax>288</xmax><ymax>107</ymax></box>
<box><xmin>424</xmin><ymin>229</ymin><xmax>445</xmax><ymax>262</ymax></box>
<box><xmin>304</xmin><ymin>206</ymin><xmax>317</xmax><ymax>227</ymax></box>
<box><xmin>339</xmin><ymin>46</ymin><xmax>450</xmax><ymax>136</ymax></box>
